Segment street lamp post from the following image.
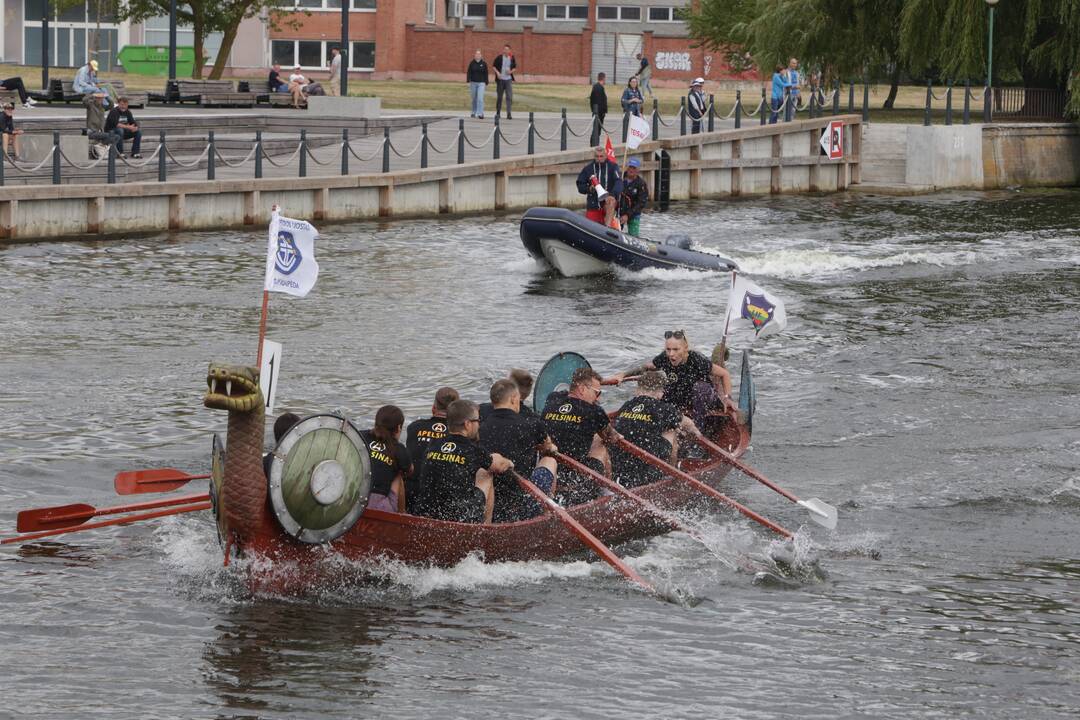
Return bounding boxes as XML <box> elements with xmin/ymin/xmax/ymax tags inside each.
<box><xmin>168</xmin><ymin>0</ymin><xmax>177</xmax><ymax>82</ymax></box>
<box><xmin>340</xmin><ymin>0</ymin><xmax>349</xmax><ymax>96</ymax></box>
<box><xmin>984</xmin><ymin>0</ymin><xmax>998</xmax><ymax>122</ymax></box>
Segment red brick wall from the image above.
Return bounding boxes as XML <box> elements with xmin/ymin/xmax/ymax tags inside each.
<box><xmin>404</xmin><ymin>26</ymin><xmax>589</xmax><ymax>81</ymax></box>
<box><xmin>644</xmin><ymin>34</ymin><xmax>758</xmax><ymax>85</ymax></box>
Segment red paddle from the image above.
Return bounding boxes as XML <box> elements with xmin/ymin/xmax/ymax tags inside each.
<box><xmin>512</xmin><ymin>471</ymin><xmax>656</xmax><ymax>594</ymax></box>
<box><xmin>17</xmin><ymin>492</ymin><xmax>210</xmax><ymax>533</ymax></box>
<box><xmin>114</xmin><ymin>468</ymin><xmax>210</xmax><ymax>495</ymax></box>
<box><xmin>1</xmin><ymin>501</ymin><xmax>212</xmax><ymax>545</ymax></box>
<box><xmin>614</xmin><ymin>437</ymin><xmax>794</xmax><ymax>539</ymax></box>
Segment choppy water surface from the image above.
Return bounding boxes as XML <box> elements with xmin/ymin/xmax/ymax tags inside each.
<box><xmin>1</xmin><ymin>190</ymin><xmax>1078</xmax><ymax>719</ymax></box>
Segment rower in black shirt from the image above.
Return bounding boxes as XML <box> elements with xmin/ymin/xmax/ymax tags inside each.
<box><xmin>610</xmin><ymin>371</ymin><xmax>701</xmax><ymax>487</ymax></box>
<box><xmin>480</xmin><ymin>379</ymin><xmax>559</xmax><ymax>522</ymax></box>
<box><xmin>542</xmin><ymin>367</ymin><xmax>622</xmax><ymax>505</ymax></box>
<box><xmin>414</xmin><ymin>399</ymin><xmax>514</xmax><ymax>524</ymax></box>
<box><xmin>359</xmin><ymin>405</ymin><xmax>412</xmax><ymax>513</ymax></box>
<box><xmin>262</xmin><ymin>411</ymin><xmax>301</xmax><ymax>479</ymax></box>
<box><xmin>479</xmin><ymin>368</ymin><xmax>538</xmax><ymax>421</ymax></box>
<box><xmin>606</xmin><ymin>329</ymin><xmax>734</xmax><ymax>413</ymax></box>
<box><xmin>405</xmin><ymin>386</ymin><xmax>458</xmax><ymax>511</ymax></box>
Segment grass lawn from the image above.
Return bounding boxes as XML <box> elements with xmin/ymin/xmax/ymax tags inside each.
<box><xmin>1</xmin><ymin>62</ymin><xmax>978</xmax><ymax>122</ymax></box>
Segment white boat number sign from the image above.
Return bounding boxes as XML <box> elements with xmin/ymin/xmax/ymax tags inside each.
<box><xmin>260</xmin><ymin>339</ymin><xmax>283</xmax><ymax>413</ymax></box>
<box><xmin>655</xmin><ymin>52</ymin><xmax>691</xmax><ymax>72</ymax></box>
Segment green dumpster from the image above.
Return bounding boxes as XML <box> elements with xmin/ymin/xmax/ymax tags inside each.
<box><xmin>117</xmin><ymin>45</ymin><xmax>197</xmax><ymax>77</ymax></box>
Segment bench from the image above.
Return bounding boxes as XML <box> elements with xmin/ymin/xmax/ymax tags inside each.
<box><xmin>0</xmin><ymin>89</ymin><xmax>19</xmax><ymax>106</ymax></box>
<box><xmin>174</xmin><ymin>79</ymin><xmax>255</xmax><ymax>108</ymax></box>
<box><xmin>265</xmin><ymin>92</ymin><xmax>306</xmax><ymax>109</ymax></box>
<box><xmin>107</xmin><ymin>80</ymin><xmax>148</xmax><ymax>108</ymax></box>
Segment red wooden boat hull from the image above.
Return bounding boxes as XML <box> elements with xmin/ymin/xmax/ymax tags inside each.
<box><xmin>231</xmin><ymin>412</ymin><xmax>749</xmax><ymax>581</ymax></box>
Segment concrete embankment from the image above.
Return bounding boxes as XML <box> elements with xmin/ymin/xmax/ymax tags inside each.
<box><xmin>0</xmin><ymin>116</ymin><xmax>860</xmax><ymax>242</ymax></box>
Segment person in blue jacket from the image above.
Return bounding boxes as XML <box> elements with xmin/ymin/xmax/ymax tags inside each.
<box><xmin>769</xmin><ymin>64</ymin><xmax>785</xmax><ymax>123</ymax></box>
<box><xmin>620</xmin><ymin>77</ymin><xmax>644</xmax><ymax>117</ymax></box>
<box><xmin>576</xmin><ymin>145</ymin><xmax>622</xmax><ymax>227</ymax></box>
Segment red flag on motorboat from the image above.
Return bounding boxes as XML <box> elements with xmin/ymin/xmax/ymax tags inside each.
<box><xmin>605</xmin><ymin>135</ymin><xmax>616</xmax><ymax>163</ymax></box>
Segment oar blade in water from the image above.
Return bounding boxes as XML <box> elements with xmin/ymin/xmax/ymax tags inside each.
<box><xmin>799</xmin><ymin>498</ymin><xmax>838</xmax><ymax>530</ymax></box>
<box><xmin>16</xmin><ymin>503</ymin><xmax>95</xmax><ymax>532</ymax></box>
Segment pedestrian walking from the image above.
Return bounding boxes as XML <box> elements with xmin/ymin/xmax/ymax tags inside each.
<box><xmin>467</xmin><ymin>49</ymin><xmax>489</xmax><ymax>119</ymax></box>
<box><xmin>493</xmin><ymin>44</ymin><xmax>516</xmax><ymax>120</ymax></box>
<box><xmin>590</xmin><ymin>72</ymin><xmax>608</xmax><ymax>128</ymax></box>
<box><xmin>633</xmin><ymin>53</ymin><xmax>653</xmax><ymax>98</ymax></box>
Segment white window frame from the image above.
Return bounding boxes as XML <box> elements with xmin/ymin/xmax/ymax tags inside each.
<box><xmin>281</xmin><ymin>0</ymin><xmax>377</xmax><ymax>12</ymax></box>
<box><xmin>463</xmin><ymin>2</ymin><xmax>487</xmax><ymax>18</ymax></box>
<box><xmin>647</xmin><ymin>7</ymin><xmax>681</xmax><ymax>22</ymax></box>
<box><xmin>596</xmin><ymin>5</ymin><xmax>641</xmax><ymax>21</ymax></box>
<box><xmin>544</xmin><ymin>4</ymin><xmax>588</xmax><ymax>20</ymax></box>
<box><xmin>425</xmin><ymin>0</ymin><xmax>436</xmax><ymax>23</ymax></box>
<box><xmin>494</xmin><ymin>3</ymin><xmax>538</xmax><ymax>19</ymax></box>
<box><xmin>270</xmin><ymin>39</ymin><xmax>374</xmax><ymax>71</ymax></box>
<box><xmin>348</xmin><ymin>40</ymin><xmax>376</xmax><ymax>71</ymax></box>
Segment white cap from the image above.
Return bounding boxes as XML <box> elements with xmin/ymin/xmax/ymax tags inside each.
<box><xmin>691</xmin><ymin>77</ymin><xmax>705</xmax><ymax>86</ymax></box>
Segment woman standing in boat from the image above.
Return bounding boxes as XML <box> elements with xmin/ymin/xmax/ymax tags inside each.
<box><xmin>360</xmin><ymin>405</ymin><xmax>413</xmax><ymax>513</ymax></box>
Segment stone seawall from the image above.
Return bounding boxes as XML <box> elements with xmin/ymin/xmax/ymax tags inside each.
<box><xmin>0</xmin><ymin>117</ymin><xmax>861</xmax><ymax>242</ymax></box>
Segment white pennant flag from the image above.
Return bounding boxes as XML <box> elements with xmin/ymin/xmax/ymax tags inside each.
<box><xmin>264</xmin><ymin>210</ymin><xmax>320</xmax><ymax>298</ymax></box>
<box><xmin>626</xmin><ymin>113</ymin><xmax>651</xmax><ymax>150</ymax></box>
<box><xmin>725</xmin><ymin>273</ymin><xmax>788</xmax><ymax>338</ymax></box>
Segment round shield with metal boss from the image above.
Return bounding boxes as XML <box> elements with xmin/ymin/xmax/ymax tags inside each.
<box><xmin>267</xmin><ymin>414</ymin><xmax>372</xmax><ymax>544</ymax></box>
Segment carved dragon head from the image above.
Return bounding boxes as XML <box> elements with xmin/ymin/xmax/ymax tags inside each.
<box><xmin>203</xmin><ymin>363</ymin><xmax>263</xmax><ymax>413</ymax></box>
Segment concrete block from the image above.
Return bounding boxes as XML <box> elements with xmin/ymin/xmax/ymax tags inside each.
<box><xmin>305</xmin><ymin>96</ymin><xmax>382</xmax><ymax>118</ymax></box>
<box><xmin>17</xmin><ymin>134</ymin><xmax>91</xmax><ymax>163</ymax></box>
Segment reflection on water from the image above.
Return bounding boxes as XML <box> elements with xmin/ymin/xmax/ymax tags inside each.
<box><xmin>1</xmin><ymin>190</ymin><xmax>1079</xmax><ymax>718</ymax></box>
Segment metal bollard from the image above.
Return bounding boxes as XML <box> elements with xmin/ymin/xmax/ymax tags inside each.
<box><xmin>679</xmin><ymin>97</ymin><xmax>687</xmax><ymax>135</ymax></box>
<box><xmin>945</xmin><ymin>82</ymin><xmax>953</xmax><ymax>125</ymax></box>
<box><xmin>809</xmin><ymin>92</ymin><xmax>817</xmax><ymax>119</ymax></box>
<box><xmin>983</xmin><ymin>86</ymin><xmax>991</xmax><ymax>123</ymax></box>
<box><xmin>0</xmin><ymin>147</ymin><xmax>4</xmax><ymax>187</ymax></box>
<box><xmin>458</xmin><ymin>118</ymin><xmax>465</xmax><ymax>164</ymax></box>
<box><xmin>341</xmin><ymin>129</ymin><xmax>349</xmax><ymax>175</ymax></box>
<box><xmin>962</xmin><ymin>80</ymin><xmax>971</xmax><ymax>125</ymax></box>
<box><xmin>707</xmin><ymin>94</ymin><xmax>715</xmax><ymax>132</ymax></box>
<box><xmin>158</xmin><ymin>131</ymin><xmax>167</xmax><ymax>182</ymax></box>
<box><xmin>255</xmin><ymin>130</ymin><xmax>263</xmax><ymax>179</ymax></box>
<box><xmin>849</xmin><ymin>80</ymin><xmax>855</xmax><ymax>112</ymax></box>
<box><xmin>560</xmin><ymin>108</ymin><xmax>567</xmax><ymax>151</ymax></box>
<box><xmin>420</xmin><ymin>123</ymin><xmax>428</xmax><ymax>169</ymax></box>
<box><xmin>299</xmin><ymin>129</ymin><xmax>307</xmax><ymax>177</ymax></box>
<box><xmin>833</xmin><ymin>82</ymin><xmax>840</xmax><ymax>115</ymax></box>
<box><xmin>494</xmin><ymin>116</ymin><xmax>501</xmax><ymax>160</ymax></box>
<box><xmin>107</xmin><ymin>142</ymin><xmax>116</xmax><ymax>184</ymax></box>
<box><xmin>861</xmin><ymin>77</ymin><xmax>869</xmax><ymax>122</ymax></box>
<box><xmin>382</xmin><ymin>127</ymin><xmax>390</xmax><ymax>173</ymax></box>
<box><xmin>528</xmin><ymin>112</ymin><xmax>535</xmax><ymax>155</ymax></box>
<box><xmin>622</xmin><ymin>111</ymin><xmax>629</xmax><ymax>143</ymax></box>
<box><xmin>207</xmin><ymin>131</ymin><xmax>215</xmax><ymax>180</ymax></box>
<box><xmin>52</xmin><ymin>131</ymin><xmax>61</xmax><ymax>185</ymax></box>
<box><xmin>923</xmin><ymin>80</ymin><xmax>932</xmax><ymax>126</ymax></box>
<box><xmin>760</xmin><ymin>87</ymin><xmax>767</xmax><ymax>125</ymax></box>
<box><xmin>734</xmin><ymin>90</ymin><xmax>742</xmax><ymax>129</ymax></box>
<box><xmin>590</xmin><ymin>114</ymin><xmax>600</xmax><ymax>146</ymax></box>
<box><xmin>652</xmin><ymin>99</ymin><xmax>659</xmax><ymax>140</ymax></box>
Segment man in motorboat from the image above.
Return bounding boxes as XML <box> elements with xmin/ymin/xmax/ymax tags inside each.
<box><xmin>359</xmin><ymin>405</ymin><xmax>413</xmax><ymax>513</ymax></box>
<box><xmin>479</xmin><ymin>368</ymin><xmax>537</xmax><ymax>421</ymax></box>
<box><xmin>480</xmin><ymin>379</ymin><xmax>560</xmax><ymax>522</ymax></box>
<box><xmin>405</xmin><ymin>386</ymin><xmax>459</xmax><ymax>511</ymax></box>
<box><xmin>541</xmin><ymin>367</ymin><xmax>623</xmax><ymax>505</ymax></box>
<box><xmin>575</xmin><ymin>146</ymin><xmax>622</xmax><ymax>229</ymax></box>
<box><xmin>606</xmin><ymin>330</ymin><xmax>735</xmax><ymax>417</ymax></box>
<box><xmin>414</xmin><ymin>399</ymin><xmax>514</xmax><ymax>524</ymax></box>
<box><xmin>610</xmin><ymin>371</ymin><xmax>701</xmax><ymax>488</ymax></box>
<box><xmin>619</xmin><ymin>156</ymin><xmax>650</xmax><ymax>236</ymax></box>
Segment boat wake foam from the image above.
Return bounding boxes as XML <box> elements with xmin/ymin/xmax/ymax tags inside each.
<box><xmin>731</xmin><ymin>245</ymin><xmax>1020</xmax><ymax>280</ymax></box>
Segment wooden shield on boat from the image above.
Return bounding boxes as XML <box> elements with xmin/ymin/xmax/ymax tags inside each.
<box><xmin>738</xmin><ymin>349</ymin><xmax>756</xmax><ymax>436</ymax></box>
<box><xmin>209</xmin><ymin>433</ymin><xmax>227</xmax><ymax>546</ymax></box>
<box><xmin>267</xmin><ymin>414</ymin><xmax>372</xmax><ymax>544</ymax></box>
<box><xmin>534</xmin><ymin>351</ymin><xmax>592</xmax><ymax>412</ymax></box>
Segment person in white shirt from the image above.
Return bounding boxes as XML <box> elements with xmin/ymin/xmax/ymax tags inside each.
<box><xmin>328</xmin><ymin>48</ymin><xmax>342</xmax><ymax>97</ymax></box>
<box><xmin>288</xmin><ymin>67</ymin><xmax>308</xmax><ymax>108</ymax></box>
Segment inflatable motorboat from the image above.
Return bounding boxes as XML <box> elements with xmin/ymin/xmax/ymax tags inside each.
<box><xmin>519</xmin><ymin>207</ymin><xmax>738</xmax><ymax>277</ymax></box>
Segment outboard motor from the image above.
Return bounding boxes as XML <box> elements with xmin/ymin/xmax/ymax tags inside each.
<box><xmin>665</xmin><ymin>234</ymin><xmax>692</xmax><ymax>250</ymax></box>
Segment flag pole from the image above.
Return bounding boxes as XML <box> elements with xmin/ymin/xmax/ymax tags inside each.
<box><xmin>257</xmin><ymin>204</ymin><xmax>280</xmax><ymax>368</ymax></box>
<box><xmin>714</xmin><ymin>269</ymin><xmax>737</xmax><ymax>366</ymax></box>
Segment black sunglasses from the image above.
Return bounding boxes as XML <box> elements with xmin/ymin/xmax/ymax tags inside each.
<box><xmin>664</xmin><ymin>330</ymin><xmax>685</xmax><ymax>339</ymax></box>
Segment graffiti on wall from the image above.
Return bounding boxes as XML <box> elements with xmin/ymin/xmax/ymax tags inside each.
<box><xmin>655</xmin><ymin>51</ymin><xmax>691</xmax><ymax>72</ymax></box>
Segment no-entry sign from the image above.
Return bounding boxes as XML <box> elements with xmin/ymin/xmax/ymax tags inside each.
<box><xmin>819</xmin><ymin>121</ymin><xmax>844</xmax><ymax>159</ymax></box>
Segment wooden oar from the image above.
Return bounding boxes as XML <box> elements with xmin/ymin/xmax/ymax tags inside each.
<box><xmin>614</xmin><ymin>437</ymin><xmax>794</xmax><ymax>539</ymax></box>
<box><xmin>692</xmin><ymin>435</ymin><xmax>838</xmax><ymax>530</ymax></box>
<box><xmin>17</xmin><ymin>492</ymin><xmax>210</xmax><ymax>533</ymax></box>
<box><xmin>1</xmin><ymin>502</ymin><xmax>212</xmax><ymax>545</ymax></box>
<box><xmin>114</xmin><ymin>468</ymin><xmax>210</xmax><ymax>496</ymax></box>
<box><xmin>601</xmin><ymin>375</ymin><xmax>639</xmax><ymax>386</ymax></box>
<box><xmin>512</xmin><ymin>471</ymin><xmax>656</xmax><ymax>594</ymax></box>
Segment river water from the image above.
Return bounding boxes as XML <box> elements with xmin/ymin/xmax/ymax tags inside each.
<box><xmin>1</xmin><ymin>190</ymin><xmax>1078</xmax><ymax>719</ymax></box>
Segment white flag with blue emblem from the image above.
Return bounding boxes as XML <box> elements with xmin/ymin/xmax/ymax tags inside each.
<box><xmin>725</xmin><ymin>273</ymin><xmax>788</xmax><ymax>338</ymax></box>
<box><xmin>264</xmin><ymin>210</ymin><xmax>320</xmax><ymax>297</ymax></box>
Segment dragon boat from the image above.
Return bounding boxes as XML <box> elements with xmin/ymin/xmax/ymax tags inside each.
<box><xmin>519</xmin><ymin>207</ymin><xmax>739</xmax><ymax>277</ymax></box>
<box><xmin>204</xmin><ymin>351</ymin><xmax>758</xmax><ymax>578</ymax></box>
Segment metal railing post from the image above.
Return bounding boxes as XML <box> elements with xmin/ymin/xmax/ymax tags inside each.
<box><xmin>560</xmin><ymin>108</ymin><xmax>567</xmax><ymax>151</ymax></box>
<box><xmin>861</xmin><ymin>75</ymin><xmax>870</xmax><ymax>122</ymax></box>
<box><xmin>207</xmin><ymin>130</ymin><xmax>216</xmax><ymax>180</ymax></box>
<box><xmin>621</xmin><ymin>111</ymin><xmax>629</xmax><ymax>143</ymax></box>
<box><xmin>924</xmin><ymin>80</ymin><xmax>932</xmax><ymax>126</ymax></box>
<box><xmin>707</xmin><ymin>93</ymin><xmax>715</xmax><ymax>132</ymax></box>
<box><xmin>528</xmin><ymin>112</ymin><xmax>535</xmax><ymax>154</ymax></box>
<box><xmin>983</xmin><ymin>85</ymin><xmax>992</xmax><ymax>123</ymax></box>
<box><xmin>734</xmin><ymin>90</ymin><xmax>742</xmax><ymax>129</ymax></box>
<box><xmin>848</xmin><ymin>80</ymin><xmax>855</xmax><ymax>112</ymax></box>
<box><xmin>382</xmin><ymin>127</ymin><xmax>390</xmax><ymax>173</ymax></box>
<box><xmin>52</xmin><ymin>131</ymin><xmax>61</xmax><ymax>185</ymax></box>
<box><xmin>494</xmin><ymin>116</ymin><xmax>501</xmax><ymax>159</ymax></box>
<box><xmin>962</xmin><ymin>80</ymin><xmax>971</xmax><ymax>124</ymax></box>
<box><xmin>760</xmin><ymin>87</ymin><xmax>767</xmax><ymax>125</ymax></box>
<box><xmin>590</xmin><ymin>114</ymin><xmax>600</xmax><ymax>146</ymax></box>
<box><xmin>945</xmin><ymin>81</ymin><xmax>953</xmax><ymax>125</ymax></box>
<box><xmin>652</xmin><ymin>99</ymin><xmax>659</xmax><ymax>140</ymax></box>
<box><xmin>107</xmin><ymin>142</ymin><xmax>116</xmax><ymax>184</ymax></box>
<box><xmin>0</xmin><ymin>149</ymin><xmax>5</xmax><ymax>187</ymax></box>
<box><xmin>833</xmin><ymin>81</ymin><xmax>840</xmax><ymax>115</ymax></box>
<box><xmin>299</xmin><ymin>129</ymin><xmax>307</xmax><ymax>177</ymax></box>
<box><xmin>341</xmin><ymin>129</ymin><xmax>349</xmax><ymax>176</ymax></box>
<box><xmin>158</xmin><ymin>131</ymin><xmax>167</xmax><ymax>182</ymax></box>
<box><xmin>420</xmin><ymin>123</ymin><xmax>428</xmax><ymax>169</ymax></box>
<box><xmin>255</xmin><ymin>130</ymin><xmax>263</xmax><ymax>179</ymax></box>
<box><xmin>809</xmin><ymin>91</ymin><xmax>817</xmax><ymax>119</ymax></box>
<box><xmin>457</xmin><ymin>118</ymin><xmax>465</xmax><ymax>164</ymax></box>
<box><xmin>679</xmin><ymin>97</ymin><xmax>687</xmax><ymax>135</ymax></box>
